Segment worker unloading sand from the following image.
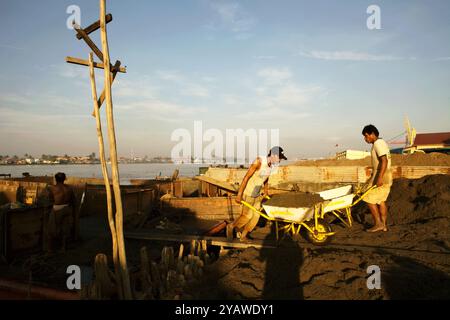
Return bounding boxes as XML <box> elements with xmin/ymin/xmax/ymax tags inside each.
<box><xmin>362</xmin><ymin>124</ymin><xmax>393</xmax><ymax>233</ymax></box>
<box><xmin>227</xmin><ymin>146</ymin><xmax>287</xmax><ymax>242</ymax></box>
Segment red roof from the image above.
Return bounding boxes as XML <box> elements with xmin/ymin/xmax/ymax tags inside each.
<box><xmin>414</xmin><ymin>132</ymin><xmax>450</xmax><ymax>146</ymax></box>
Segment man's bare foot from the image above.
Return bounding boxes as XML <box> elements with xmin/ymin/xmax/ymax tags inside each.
<box><xmin>239</xmin><ymin>236</ymin><xmax>248</xmax><ymax>243</ymax></box>
<box><xmin>367</xmin><ymin>225</ymin><xmax>385</xmax><ymax>232</ymax></box>
<box><xmin>382</xmin><ymin>226</ymin><xmax>388</xmax><ymax>232</ymax></box>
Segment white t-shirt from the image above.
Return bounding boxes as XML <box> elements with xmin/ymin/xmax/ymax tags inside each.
<box><xmin>370</xmin><ymin>138</ymin><xmax>392</xmax><ymax>185</ymax></box>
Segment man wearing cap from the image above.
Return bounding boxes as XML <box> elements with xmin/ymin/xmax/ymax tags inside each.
<box><xmin>227</xmin><ymin>146</ymin><xmax>287</xmax><ymax>241</ymax></box>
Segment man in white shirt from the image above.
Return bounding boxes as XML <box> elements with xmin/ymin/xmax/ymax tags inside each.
<box><xmin>362</xmin><ymin>125</ymin><xmax>393</xmax><ymax>232</ymax></box>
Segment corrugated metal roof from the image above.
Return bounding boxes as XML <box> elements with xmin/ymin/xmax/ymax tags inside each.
<box><xmin>414</xmin><ymin>132</ymin><xmax>450</xmax><ymax>146</ymax></box>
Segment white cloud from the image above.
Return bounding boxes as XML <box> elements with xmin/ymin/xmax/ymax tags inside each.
<box><xmin>157</xmin><ymin>70</ymin><xmax>184</xmax><ymax>82</ymax></box>
<box><xmin>257</xmin><ymin>67</ymin><xmax>292</xmax><ymax>85</ymax></box>
<box><xmin>211</xmin><ymin>1</ymin><xmax>255</xmax><ymax>33</ymax></box>
<box><xmin>299</xmin><ymin>50</ymin><xmax>403</xmax><ymax>61</ymax></box>
<box><xmin>156</xmin><ymin>70</ymin><xmax>210</xmax><ymax>98</ymax></box>
<box><xmin>434</xmin><ymin>56</ymin><xmax>450</xmax><ymax>61</ymax></box>
<box><xmin>114</xmin><ymin>78</ymin><xmax>159</xmax><ymax>99</ymax></box>
<box><xmin>181</xmin><ymin>84</ymin><xmax>210</xmax><ymax>98</ymax></box>
<box><xmin>254</xmin><ymin>55</ymin><xmax>276</xmax><ymax>60</ymax></box>
<box><xmin>116</xmin><ymin>99</ymin><xmax>207</xmax><ymax>122</ymax></box>
<box><xmin>236</xmin><ymin>107</ymin><xmax>310</xmax><ymax>122</ymax></box>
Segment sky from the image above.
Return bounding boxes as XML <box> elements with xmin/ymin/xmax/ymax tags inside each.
<box><xmin>0</xmin><ymin>0</ymin><xmax>449</xmax><ymax>160</ymax></box>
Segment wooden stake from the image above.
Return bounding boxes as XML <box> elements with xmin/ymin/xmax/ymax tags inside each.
<box><xmin>88</xmin><ymin>52</ymin><xmax>123</xmax><ymax>299</ymax></box>
<box><xmin>99</xmin><ymin>0</ymin><xmax>132</xmax><ymax>300</ymax></box>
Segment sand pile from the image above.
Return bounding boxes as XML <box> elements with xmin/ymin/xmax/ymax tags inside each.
<box><xmin>184</xmin><ymin>174</ymin><xmax>450</xmax><ymax>300</ymax></box>
<box><xmin>294</xmin><ymin>152</ymin><xmax>450</xmax><ymax>167</ymax></box>
<box><xmin>265</xmin><ymin>192</ymin><xmax>324</xmax><ymax>208</ymax></box>
<box><xmin>387</xmin><ymin>174</ymin><xmax>450</xmax><ymax>225</ymax></box>
<box><xmin>187</xmin><ymin>243</ymin><xmax>450</xmax><ymax>300</ymax></box>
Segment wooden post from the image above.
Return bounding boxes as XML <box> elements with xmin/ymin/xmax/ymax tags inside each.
<box><xmin>99</xmin><ymin>0</ymin><xmax>132</xmax><ymax>300</ymax></box>
<box><xmin>88</xmin><ymin>52</ymin><xmax>123</xmax><ymax>299</ymax></box>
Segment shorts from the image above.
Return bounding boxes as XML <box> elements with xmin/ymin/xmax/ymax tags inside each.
<box><xmin>363</xmin><ymin>184</ymin><xmax>392</xmax><ymax>204</ymax></box>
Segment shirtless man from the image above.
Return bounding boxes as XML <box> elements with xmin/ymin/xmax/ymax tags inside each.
<box><xmin>47</xmin><ymin>172</ymin><xmax>76</xmax><ymax>252</ymax></box>
<box><xmin>227</xmin><ymin>146</ymin><xmax>287</xmax><ymax>241</ymax></box>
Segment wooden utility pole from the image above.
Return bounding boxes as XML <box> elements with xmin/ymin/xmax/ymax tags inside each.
<box><xmin>66</xmin><ymin>0</ymin><xmax>131</xmax><ymax>299</ymax></box>
<box><xmin>99</xmin><ymin>0</ymin><xmax>132</xmax><ymax>299</ymax></box>
<box><xmin>88</xmin><ymin>52</ymin><xmax>123</xmax><ymax>299</ymax></box>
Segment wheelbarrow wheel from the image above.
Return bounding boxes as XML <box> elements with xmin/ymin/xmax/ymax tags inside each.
<box><xmin>304</xmin><ymin>218</ymin><xmax>333</xmax><ymax>246</ymax></box>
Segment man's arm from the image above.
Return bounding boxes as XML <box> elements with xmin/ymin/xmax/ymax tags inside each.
<box><xmin>263</xmin><ymin>179</ymin><xmax>269</xmax><ymax>197</ymax></box>
<box><xmin>235</xmin><ymin>158</ymin><xmax>261</xmax><ymax>204</ymax></box>
<box><xmin>375</xmin><ymin>155</ymin><xmax>387</xmax><ymax>187</ymax></box>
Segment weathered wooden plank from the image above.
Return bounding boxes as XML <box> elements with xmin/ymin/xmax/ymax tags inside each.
<box><xmin>66</xmin><ymin>56</ymin><xmax>126</xmax><ymax>73</ymax></box>
<box><xmin>196</xmin><ymin>176</ymin><xmax>238</xmax><ymax>193</ymax></box>
<box><xmin>124</xmin><ymin>231</ymin><xmax>276</xmax><ymax>249</ymax></box>
<box><xmin>74</xmin><ymin>25</ymin><xmax>104</xmax><ymax>61</ymax></box>
<box><xmin>76</xmin><ymin>14</ymin><xmax>113</xmax><ymax>40</ymax></box>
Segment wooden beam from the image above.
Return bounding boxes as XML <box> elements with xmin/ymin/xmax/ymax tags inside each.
<box><xmin>204</xmin><ymin>221</ymin><xmax>227</xmax><ymax>236</ymax></box>
<box><xmin>76</xmin><ymin>14</ymin><xmax>113</xmax><ymax>40</ymax></box>
<box><xmin>66</xmin><ymin>56</ymin><xmax>126</xmax><ymax>73</ymax></box>
<box><xmin>124</xmin><ymin>231</ymin><xmax>276</xmax><ymax>249</ymax></box>
<box><xmin>74</xmin><ymin>25</ymin><xmax>104</xmax><ymax>62</ymax></box>
<box><xmin>195</xmin><ymin>176</ymin><xmax>238</xmax><ymax>193</ymax></box>
<box><xmin>92</xmin><ymin>60</ymin><xmax>121</xmax><ymax>117</ymax></box>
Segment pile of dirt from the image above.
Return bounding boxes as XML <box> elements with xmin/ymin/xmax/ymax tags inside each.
<box><xmin>294</xmin><ymin>152</ymin><xmax>450</xmax><ymax>167</ymax></box>
<box><xmin>184</xmin><ymin>173</ymin><xmax>450</xmax><ymax>300</ymax></box>
<box><xmin>386</xmin><ymin>174</ymin><xmax>450</xmax><ymax>225</ymax></box>
<box><xmin>187</xmin><ymin>243</ymin><xmax>450</xmax><ymax>300</ymax></box>
<box><xmin>264</xmin><ymin>192</ymin><xmax>324</xmax><ymax>208</ymax></box>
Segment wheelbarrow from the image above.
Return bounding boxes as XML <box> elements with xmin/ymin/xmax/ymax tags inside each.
<box><xmin>317</xmin><ymin>185</ymin><xmax>376</xmax><ymax>228</ymax></box>
<box><xmin>240</xmin><ymin>197</ymin><xmax>336</xmax><ymax>246</ymax></box>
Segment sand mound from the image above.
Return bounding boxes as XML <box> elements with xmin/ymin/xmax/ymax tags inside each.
<box><xmin>265</xmin><ymin>192</ymin><xmax>324</xmax><ymax>208</ymax></box>
<box><xmin>387</xmin><ymin>174</ymin><xmax>450</xmax><ymax>225</ymax></box>
<box><xmin>294</xmin><ymin>152</ymin><xmax>450</xmax><ymax>167</ymax></box>
<box><xmin>184</xmin><ymin>174</ymin><xmax>450</xmax><ymax>300</ymax></box>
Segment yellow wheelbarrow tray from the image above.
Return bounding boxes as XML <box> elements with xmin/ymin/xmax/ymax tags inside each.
<box><xmin>319</xmin><ymin>185</ymin><xmax>377</xmax><ymax>228</ymax></box>
<box><xmin>240</xmin><ymin>197</ymin><xmax>336</xmax><ymax>245</ymax></box>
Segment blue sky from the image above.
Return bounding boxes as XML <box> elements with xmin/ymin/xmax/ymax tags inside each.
<box><xmin>0</xmin><ymin>0</ymin><xmax>449</xmax><ymax>159</ymax></box>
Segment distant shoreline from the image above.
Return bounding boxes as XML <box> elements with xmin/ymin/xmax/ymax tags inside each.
<box><xmin>0</xmin><ymin>162</ymin><xmax>178</xmax><ymax>166</ymax></box>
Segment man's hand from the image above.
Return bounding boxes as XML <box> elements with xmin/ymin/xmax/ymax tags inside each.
<box><xmin>235</xmin><ymin>194</ymin><xmax>242</xmax><ymax>204</ymax></box>
<box><xmin>376</xmin><ymin>178</ymin><xmax>384</xmax><ymax>187</ymax></box>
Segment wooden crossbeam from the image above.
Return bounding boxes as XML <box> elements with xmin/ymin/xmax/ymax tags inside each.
<box><xmin>76</xmin><ymin>14</ymin><xmax>113</xmax><ymax>40</ymax></box>
<box><xmin>90</xmin><ymin>60</ymin><xmax>121</xmax><ymax>117</ymax></box>
<box><xmin>124</xmin><ymin>231</ymin><xmax>277</xmax><ymax>249</ymax></box>
<box><xmin>74</xmin><ymin>25</ymin><xmax>104</xmax><ymax>62</ymax></box>
<box><xmin>66</xmin><ymin>56</ymin><xmax>126</xmax><ymax>73</ymax></box>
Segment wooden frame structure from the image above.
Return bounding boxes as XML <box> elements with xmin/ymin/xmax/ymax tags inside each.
<box><xmin>65</xmin><ymin>0</ymin><xmax>131</xmax><ymax>299</ymax></box>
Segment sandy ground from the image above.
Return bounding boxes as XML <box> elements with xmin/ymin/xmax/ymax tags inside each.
<box><xmin>183</xmin><ymin>175</ymin><xmax>450</xmax><ymax>300</ymax></box>
<box><xmin>1</xmin><ymin>174</ymin><xmax>449</xmax><ymax>300</ymax></box>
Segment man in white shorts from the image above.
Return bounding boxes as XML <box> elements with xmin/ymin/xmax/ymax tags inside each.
<box><xmin>362</xmin><ymin>124</ymin><xmax>393</xmax><ymax>232</ymax></box>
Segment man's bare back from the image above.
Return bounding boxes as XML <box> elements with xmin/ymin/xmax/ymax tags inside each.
<box><xmin>49</xmin><ymin>184</ymin><xmax>75</xmax><ymax>206</ymax></box>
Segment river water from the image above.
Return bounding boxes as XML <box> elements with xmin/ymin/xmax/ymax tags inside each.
<box><xmin>0</xmin><ymin>163</ymin><xmax>205</xmax><ymax>184</ymax></box>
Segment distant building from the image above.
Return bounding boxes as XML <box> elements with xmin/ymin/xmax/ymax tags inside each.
<box><xmin>403</xmin><ymin>132</ymin><xmax>450</xmax><ymax>154</ymax></box>
<box><xmin>335</xmin><ymin>150</ymin><xmax>370</xmax><ymax>160</ymax></box>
